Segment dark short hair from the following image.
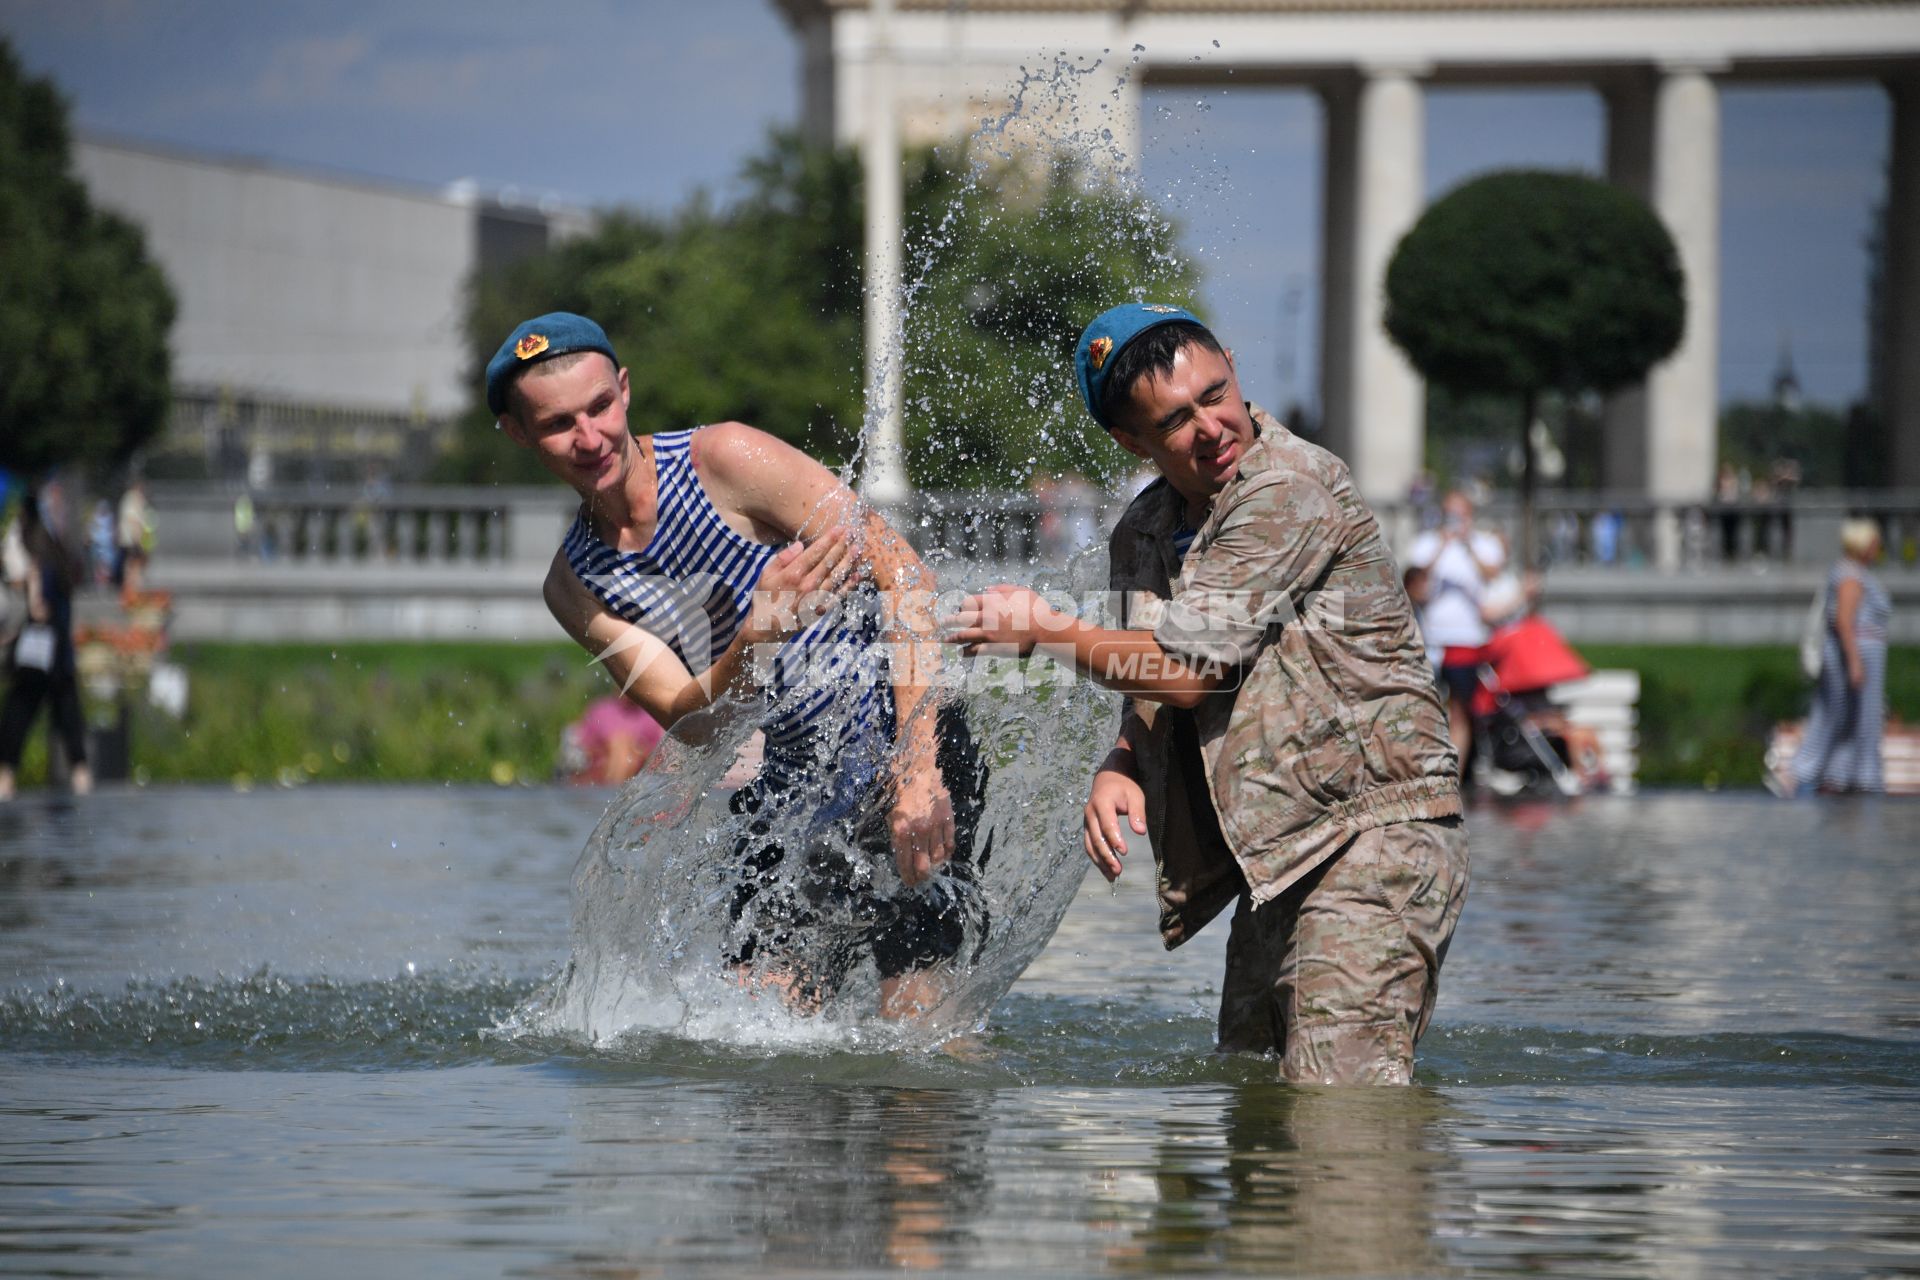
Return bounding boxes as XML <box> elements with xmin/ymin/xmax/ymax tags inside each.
<box><xmin>1096</xmin><ymin>320</ymin><xmax>1225</xmax><ymax>431</ymax></box>
<box><xmin>501</xmin><ymin>349</ymin><xmax>605</xmax><ymax>420</ymax></box>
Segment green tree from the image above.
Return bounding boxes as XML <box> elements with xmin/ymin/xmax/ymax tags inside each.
<box><xmin>898</xmin><ymin>150</ymin><xmax>1197</xmax><ymax>487</ymax></box>
<box><xmin>0</xmin><ymin>41</ymin><xmax>175</xmax><ymax>479</ymax></box>
<box><xmin>1718</xmin><ymin>399</ymin><xmax>1849</xmax><ymax>488</ymax></box>
<box><xmin>1385</xmin><ymin>169</ymin><xmax>1684</xmax><ymax>560</ymax></box>
<box><xmin>444</xmin><ymin>132</ymin><xmax>1195</xmax><ymax>490</ymax></box>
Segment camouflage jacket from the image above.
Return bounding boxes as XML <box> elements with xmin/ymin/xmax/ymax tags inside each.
<box><xmin>1107</xmin><ymin>405</ymin><xmax>1460</xmax><ymax>948</ymax></box>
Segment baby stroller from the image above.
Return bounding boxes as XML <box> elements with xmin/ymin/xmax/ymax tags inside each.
<box><xmin>1469</xmin><ymin>616</ymin><xmax>1597</xmax><ymax>798</ymax></box>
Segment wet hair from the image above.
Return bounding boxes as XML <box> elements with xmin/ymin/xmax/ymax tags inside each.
<box><xmin>502</xmin><ymin>350</ymin><xmax>604</xmax><ymax>421</ymax></box>
<box><xmin>1097</xmin><ymin>320</ymin><xmax>1225</xmax><ymax>431</ymax></box>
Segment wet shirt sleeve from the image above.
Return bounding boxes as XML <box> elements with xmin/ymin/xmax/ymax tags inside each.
<box><xmin>1154</xmin><ymin>473</ymin><xmax>1340</xmax><ymax>670</ymax></box>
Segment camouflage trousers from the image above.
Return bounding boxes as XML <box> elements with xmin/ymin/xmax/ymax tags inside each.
<box><xmin>1217</xmin><ymin>816</ymin><xmax>1469</xmax><ymax>1084</ymax></box>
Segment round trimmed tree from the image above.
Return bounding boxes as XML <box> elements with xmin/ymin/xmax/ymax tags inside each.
<box><xmin>1384</xmin><ymin>169</ymin><xmax>1684</xmax><ymax>563</ymax></box>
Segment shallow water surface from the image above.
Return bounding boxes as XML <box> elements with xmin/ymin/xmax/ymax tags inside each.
<box><xmin>3</xmin><ymin>787</ymin><xmax>1917</xmax><ymax>1276</ymax></box>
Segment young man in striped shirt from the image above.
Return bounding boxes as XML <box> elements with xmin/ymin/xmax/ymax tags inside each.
<box><xmin>490</xmin><ymin>312</ymin><xmax>989</xmax><ymax>1017</ymax></box>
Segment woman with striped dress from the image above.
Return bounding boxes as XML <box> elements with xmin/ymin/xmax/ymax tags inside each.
<box><xmin>487</xmin><ymin>313</ymin><xmax>990</xmax><ymax>1017</ymax></box>
<box><xmin>1792</xmin><ymin>519</ymin><xmax>1893</xmax><ymax>794</ymax></box>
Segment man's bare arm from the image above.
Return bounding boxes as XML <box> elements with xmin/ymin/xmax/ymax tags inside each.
<box><xmin>542</xmin><ymin>533</ymin><xmax>852</xmax><ymax>743</ymax></box>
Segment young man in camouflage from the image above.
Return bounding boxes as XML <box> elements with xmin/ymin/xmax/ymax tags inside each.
<box><xmin>946</xmin><ymin>304</ymin><xmax>1467</xmax><ymax>1083</ymax></box>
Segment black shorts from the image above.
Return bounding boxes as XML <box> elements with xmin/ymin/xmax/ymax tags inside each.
<box><xmin>723</xmin><ymin>702</ymin><xmax>994</xmax><ymax>997</ymax></box>
<box><xmin>1438</xmin><ymin>661</ymin><xmax>1480</xmax><ymax>708</ymax></box>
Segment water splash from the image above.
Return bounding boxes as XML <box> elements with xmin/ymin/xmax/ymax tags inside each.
<box><xmin>509</xmin><ymin>53</ymin><xmax>1196</xmax><ymax>1053</ymax></box>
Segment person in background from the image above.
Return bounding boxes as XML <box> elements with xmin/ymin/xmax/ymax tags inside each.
<box><xmin>87</xmin><ymin>499</ymin><xmax>116</xmax><ymax>588</ymax></box>
<box><xmin>1402</xmin><ymin>564</ymin><xmax>1440</xmax><ymax>673</ymax></box>
<box><xmin>1406</xmin><ymin>491</ymin><xmax>1505</xmax><ymax>776</ymax></box>
<box><xmin>0</xmin><ymin>481</ymin><xmax>91</xmax><ymax>801</ymax></box>
<box><xmin>115</xmin><ymin>479</ymin><xmax>153</xmax><ymax>599</ymax></box>
<box><xmin>1790</xmin><ymin>519</ymin><xmax>1892</xmax><ymax>795</ymax></box>
<box><xmin>234</xmin><ymin>492</ymin><xmax>258</xmax><ymax>559</ymax></box>
<box><xmin>560</xmin><ymin>694</ymin><xmax>666</xmax><ymax>785</ymax></box>
<box><xmin>1714</xmin><ymin>462</ymin><xmax>1743</xmax><ymax>563</ymax></box>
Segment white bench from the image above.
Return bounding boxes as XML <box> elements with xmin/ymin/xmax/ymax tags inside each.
<box><xmin>1546</xmin><ymin>669</ymin><xmax>1641</xmax><ymax>794</ymax></box>
<box><xmin>1766</xmin><ymin>720</ymin><xmax>1920</xmax><ymax>795</ymax></box>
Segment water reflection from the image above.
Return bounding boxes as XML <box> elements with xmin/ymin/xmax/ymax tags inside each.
<box><xmin>1116</xmin><ymin>1085</ymin><xmax>1452</xmax><ymax>1275</ymax></box>
<box><xmin>557</xmin><ymin>1084</ymin><xmax>997</xmax><ymax>1274</ymax></box>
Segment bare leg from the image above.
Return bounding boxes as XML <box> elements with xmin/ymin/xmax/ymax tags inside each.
<box><xmin>69</xmin><ymin>763</ymin><xmax>92</xmax><ymax>797</ymax></box>
<box><xmin>0</xmin><ymin>767</ymin><xmax>13</xmax><ymax>801</ymax></box>
<box><xmin>879</xmin><ymin>966</ymin><xmax>950</xmax><ymax>1021</ymax></box>
<box><xmin>1447</xmin><ymin>700</ymin><xmax>1473</xmax><ymax>778</ymax></box>
<box><xmin>732</xmin><ymin>965</ymin><xmax>824</xmax><ymax>1015</ymax></box>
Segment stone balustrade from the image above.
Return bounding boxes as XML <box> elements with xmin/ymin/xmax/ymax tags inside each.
<box><xmin>149</xmin><ymin>483</ymin><xmax>1920</xmax><ymax>575</ymax></box>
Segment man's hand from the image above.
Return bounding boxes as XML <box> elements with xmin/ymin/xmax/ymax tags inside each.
<box><xmin>741</xmin><ymin>526</ymin><xmax>856</xmax><ymax>648</ymax></box>
<box><xmin>942</xmin><ymin>585</ymin><xmax>1069</xmax><ymax>658</ymax></box>
<box><xmin>890</xmin><ymin>769</ymin><xmax>956</xmax><ymax>887</ymax></box>
<box><xmin>1083</xmin><ymin>757</ymin><xmax>1147</xmax><ymax>882</ymax></box>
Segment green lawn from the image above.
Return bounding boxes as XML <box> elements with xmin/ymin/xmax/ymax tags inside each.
<box><xmin>12</xmin><ymin>641</ymin><xmax>608</xmax><ymax>788</ymax></box>
<box><xmin>6</xmin><ymin>640</ymin><xmax>1913</xmax><ymax>790</ymax></box>
<box><xmin>1580</xmin><ymin>643</ymin><xmax>1919</xmax><ymax>788</ymax></box>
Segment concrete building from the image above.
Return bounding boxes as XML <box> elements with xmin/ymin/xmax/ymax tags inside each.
<box><xmin>73</xmin><ymin>136</ymin><xmax>589</xmax><ymax>486</ymax></box>
<box><xmin>774</xmin><ymin>0</ymin><xmax>1920</xmax><ymax>516</ymax></box>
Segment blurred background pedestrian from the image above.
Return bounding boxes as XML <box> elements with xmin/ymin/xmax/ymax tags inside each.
<box><xmin>0</xmin><ymin>480</ymin><xmax>92</xmax><ymax>800</ymax></box>
<box><xmin>1790</xmin><ymin>518</ymin><xmax>1891</xmax><ymax>794</ymax></box>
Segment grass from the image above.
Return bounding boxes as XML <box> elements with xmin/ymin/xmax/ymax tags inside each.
<box><xmin>12</xmin><ymin>641</ymin><xmax>609</xmax><ymax>789</ymax></box>
<box><xmin>4</xmin><ymin>641</ymin><xmax>1913</xmax><ymax>790</ymax></box>
<box><xmin>1580</xmin><ymin>644</ymin><xmax>1919</xmax><ymax>788</ymax></box>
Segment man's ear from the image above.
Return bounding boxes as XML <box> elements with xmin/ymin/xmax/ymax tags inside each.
<box><xmin>617</xmin><ymin>364</ymin><xmax>631</xmax><ymax>409</ymax></box>
<box><xmin>1105</xmin><ymin>424</ymin><xmax>1151</xmax><ymax>463</ymax></box>
<box><xmin>498</xmin><ymin>409</ymin><xmax>530</xmax><ymax>448</ymax></box>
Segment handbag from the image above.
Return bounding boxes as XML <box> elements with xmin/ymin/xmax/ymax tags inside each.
<box><xmin>13</xmin><ymin>623</ymin><xmax>56</xmax><ymax>673</ymax></box>
<box><xmin>1797</xmin><ymin>590</ymin><xmax>1826</xmax><ymax>681</ymax></box>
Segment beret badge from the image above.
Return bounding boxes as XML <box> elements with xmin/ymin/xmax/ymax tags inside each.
<box><xmin>514</xmin><ymin>333</ymin><xmax>550</xmax><ymax>361</ymax></box>
<box><xmin>1088</xmin><ymin>335</ymin><xmax>1113</xmax><ymax>371</ymax></box>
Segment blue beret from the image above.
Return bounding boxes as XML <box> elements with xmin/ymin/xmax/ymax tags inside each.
<box><xmin>486</xmin><ymin>312</ymin><xmax>619</xmax><ymax>416</ymax></box>
<box><xmin>1074</xmin><ymin>302</ymin><xmax>1205</xmax><ymax>427</ymax></box>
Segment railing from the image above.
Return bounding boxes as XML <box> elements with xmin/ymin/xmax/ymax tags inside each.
<box><xmin>1375</xmin><ymin>491</ymin><xmax>1920</xmax><ymax>572</ymax></box>
<box><xmin>148</xmin><ymin>483</ymin><xmax>1920</xmax><ymax>573</ymax></box>
<box><xmin>147</xmin><ymin>483</ymin><xmax>571</xmax><ymax>567</ymax></box>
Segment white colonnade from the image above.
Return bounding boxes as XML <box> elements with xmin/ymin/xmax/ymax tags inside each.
<box><xmin>775</xmin><ymin>0</ymin><xmax>1920</xmax><ymax>518</ymax></box>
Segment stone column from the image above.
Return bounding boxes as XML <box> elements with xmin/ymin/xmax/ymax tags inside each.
<box><xmin>861</xmin><ymin>0</ymin><xmax>909</xmax><ymax>504</ymax></box>
<box><xmin>1647</xmin><ymin>67</ymin><xmax>1721</xmax><ymax>508</ymax></box>
<box><xmin>1604</xmin><ymin>65</ymin><xmax>1721</xmax><ymax>567</ymax></box>
<box><xmin>795</xmin><ymin>7</ymin><xmax>837</xmax><ymax>148</ymax></box>
<box><xmin>1886</xmin><ymin>71</ymin><xmax>1920</xmax><ymax>488</ymax></box>
<box><xmin>1317</xmin><ymin>77</ymin><xmax>1360</xmax><ymax>471</ymax></box>
<box><xmin>1318</xmin><ymin>66</ymin><xmax>1427</xmax><ymax>505</ymax></box>
<box><xmin>1602</xmin><ymin>71</ymin><xmax>1655</xmax><ymax>493</ymax></box>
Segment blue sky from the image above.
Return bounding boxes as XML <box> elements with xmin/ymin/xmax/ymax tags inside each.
<box><xmin>1</xmin><ymin>0</ymin><xmax>1889</xmax><ymax>412</ymax></box>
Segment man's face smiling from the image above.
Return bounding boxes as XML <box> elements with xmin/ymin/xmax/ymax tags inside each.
<box><xmin>501</xmin><ymin>354</ymin><xmax>634</xmax><ymax>496</ymax></box>
<box><xmin>1107</xmin><ymin>342</ymin><xmax>1256</xmax><ymax>509</ymax></box>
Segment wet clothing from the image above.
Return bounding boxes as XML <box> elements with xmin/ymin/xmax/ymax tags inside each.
<box><xmin>725</xmin><ymin>701</ymin><xmax>993</xmax><ymax>998</ymax></box>
<box><xmin>1217</xmin><ymin>816</ymin><xmax>1469</xmax><ymax>1084</ymax></box>
<box><xmin>1109</xmin><ymin>405</ymin><xmax>1462</xmax><ymax>944</ymax></box>
<box><xmin>563</xmin><ymin>428</ymin><xmax>895</xmax><ymax>815</ymax></box>
<box><xmin>1106</xmin><ymin>404</ymin><xmax>1464</xmax><ymax>1074</ymax></box>
<box><xmin>1793</xmin><ymin>558</ymin><xmax>1892</xmax><ymax>793</ymax></box>
<box><xmin>563</xmin><ymin>426</ymin><xmax>989</xmax><ymax>989</ymax></box>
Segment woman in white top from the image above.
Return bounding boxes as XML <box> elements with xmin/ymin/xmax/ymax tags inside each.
<box><xmin>1407</xmin><ymin>491</ymin><xmax>1507</xmax><ymax>774</ymax></box>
